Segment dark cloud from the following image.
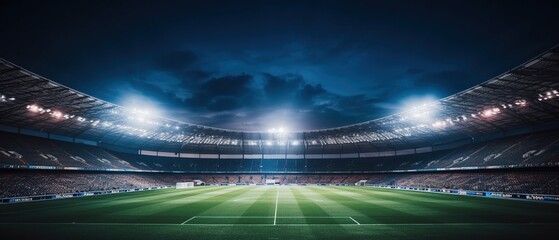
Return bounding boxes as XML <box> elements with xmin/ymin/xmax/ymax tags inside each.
<box><xmin>199</xmin><ymin>75</ymin><xmax>253</xmax><ymax>96</ymax></box>
<box><xmin>263</xmin><ymin>73</ymin><xmax>303</xmax><ymax>99</ymax></box>
<box><xmin>297</xmin><ymin>83</ymin><xmax>327</xmax><ymax>104</ymax></box>
<box><xmin>224</xmin><ymin>73</ymin><xmax>381</xmax><ymax>129</ymax></box>
<box><xmin>121</xmin><ymin>69</ymin><xmax>383</xmax><ymax>129</ymax></box>
<box><xmin>184</xmin><ymin>70</ymin><xmax>214</xmax><ymax>83</ymax></box>
<box><xmin>152</xmin><ymin>50</ymin><xmax>216</xmax><ymax>89</ymax></box>
<box><xmin>206</xmin><ymin>97</ymin><xmax>241</xmax><ymax>111</ymax></box>
<box><xmin>185</xmin><ymin>74</ymin><xmax>257</xmax><ymax>111</ymax></box>
<box><xmin>335</xmin><ymin>95</ymin><xmax>378</xmax><ymax>113</ymax></box>
<box><xmin>127</xmin><ymin>80</ymin><xmax>184</xmax><ymax>107</ymax></box>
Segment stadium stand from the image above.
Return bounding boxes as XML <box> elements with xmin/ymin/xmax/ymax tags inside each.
<box><xmin>1</xmin><ymin>130</ymin><xmax>558</xmax><ymax>173</ymax></box>
<box><xmin>1</xmin><ymin>169</ymin><xmax>558</xmax><ymax>198</ymax></box>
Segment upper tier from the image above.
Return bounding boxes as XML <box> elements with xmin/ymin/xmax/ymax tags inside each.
<box><xmin>1</xmin><ymin>130</ymin><xmax>558</xmax><ymax>173</ymax></box>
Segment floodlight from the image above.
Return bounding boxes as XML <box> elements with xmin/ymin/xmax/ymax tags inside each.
<box><xmin>27</xmin><ymin>104</ymin><xmax>39</xmax><ymax>112</ymax></box>
<box><xmin>482</xmin><ymin>109</ymin><xmax>493</xmax><ymax>117</ymax></box>
<box><xmin>51</xmin><ymin>111</ymin><xmax>62</xmax><ymax>118</ymax></box>
<box><xmin>514</xmin><ymin>99</ymin><xmax>526</xmax><ymax>106</ymax></box>
<box><xmin>432</xmin><ymin>121</ymin><xmax>446</xmax><ymax>128</ymax></box>
<box><xmin>0</xmin><ymin>95</ymin><xmax>12</xmax><ymax>102</ymax></box>
<box><xmin>399</xmin><ymin>97</ymin><xmax>439</xmax><ymax>123</ymax></box>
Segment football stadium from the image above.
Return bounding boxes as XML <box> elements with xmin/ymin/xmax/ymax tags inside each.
<box><xmin>1</xmin><ymin>46</ymin><xmax>559</xmax><ymax>239</ymax></box>
<box><xmin>2</xmin><ymin>1</ymin><xmax>559</xmax><ymax>240</ymax></box>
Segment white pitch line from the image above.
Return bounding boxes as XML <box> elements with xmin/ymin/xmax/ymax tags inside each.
<box><xmin>193</xmin><ymin>216</ymin><xmax>350</xmax><ymax>219</ymax></box>
<box><xmin>274</xmin><ymin>187</ymin><xmax>280</xmax><ymax>226</ymax></box>
<box><xmin>349</xmin><ymin>217</ymin><xmax>360</xmax><ymax>225</ymax></box>
<box><xmin>0</xmin><ymin>222</ymin><xmax>558</xmax><ymax>227</ymax></box>
<box><xmin>180</xmin><ymin>216</ymin><xmax>196</xmax><ymax>225</ymax></box>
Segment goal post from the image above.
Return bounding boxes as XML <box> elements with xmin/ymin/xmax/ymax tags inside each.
<box><xmin>176</xmin><ymin>182</ymin><xmax>195</xmax><ymax>189</ymax></box>
<box><xmin>355</xmin><ymin>180</ymin><xmax>367</xmax><ymax>186</ymax></box>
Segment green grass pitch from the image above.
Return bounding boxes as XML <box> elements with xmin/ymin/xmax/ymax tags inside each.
<box><xmin>1</xmin><ymin>186</ymin><xmax>559</xmax><ymax>239</ymax></box>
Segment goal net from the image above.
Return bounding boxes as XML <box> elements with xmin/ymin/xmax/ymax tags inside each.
<box><xmin>355</xmin><ymin>180</ymin><xmax>367</xmax><ymax>186</ymax></box>
<box><xmin>176</xmin><ymin>182</ymin><xmax>195</xmax><ymax>189</ymax></box>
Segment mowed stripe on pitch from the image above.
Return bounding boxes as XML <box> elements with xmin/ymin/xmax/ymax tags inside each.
<box><xmin>1</xmin><ymin>187</ymin><xmax>233</xmax><ymax>223</ymax></box>
<box><xmin>330</xmin><ymin>186</ymin><xmax>559</xmax><ymax>224</ymax></box>
<box><xmin>200</xmin><ymin>186</ymin><xmax>275</xmax><ymax>218</ymax></box>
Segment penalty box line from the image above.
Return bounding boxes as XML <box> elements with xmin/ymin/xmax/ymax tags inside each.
<box><xmin>189</xmin><ymin>216</ymin><xmax>354</xmax><ymax>218</ymax></box>
<box><xmin>180</xmin><ymin>216</ymin><xmax>197</xmax><ymax>225</ymax></box>
<box><xmin>180</xmin><ymin>216</ymin><xmax>360</xmax><ymax>225</ymax></box>
<box><xmin>349</xmin><ymin>216</ymin><xmax>361</xmax><ymax>225</ymax></box>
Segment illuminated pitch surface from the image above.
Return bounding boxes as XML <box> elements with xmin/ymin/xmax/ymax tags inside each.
<box><xmin>1</xmin><ymin>186</ymin><xmax>558</xmax><ymax>240</ymax></box>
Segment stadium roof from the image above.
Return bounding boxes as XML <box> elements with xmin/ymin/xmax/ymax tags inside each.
<box><xmin>1</xmin><ymin>45</ymin><xmax>559</xmax><ymax>155</ymax></box>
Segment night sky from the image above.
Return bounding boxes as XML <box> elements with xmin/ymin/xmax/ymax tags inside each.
<box><xmin>1</xmin><ymin>0</ymin><xmax>559</xmax><ymax>131</ymax></box>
